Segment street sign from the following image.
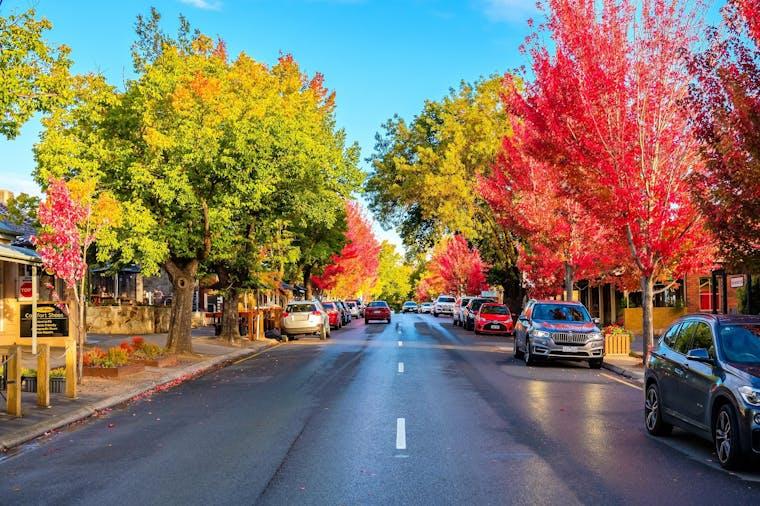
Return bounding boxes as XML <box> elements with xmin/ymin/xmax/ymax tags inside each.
<box><xmin>19</xmin><ymin>281</ymin><xmax>33</xmax><ymax>299</ymax></box>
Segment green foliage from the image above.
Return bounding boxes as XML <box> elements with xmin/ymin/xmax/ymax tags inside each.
<box><xmin>0</xmin><ymin>8</ymin><xmax>72</xmax><ymax>139</ymax></box>
<box><xmin>372</xmin><ymin>241</ymin><xmax>413</xmax><ymax>306</ymax></box>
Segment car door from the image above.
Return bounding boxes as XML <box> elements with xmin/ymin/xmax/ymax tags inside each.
<box><xmin>658</xmin><ymin>320</ymin><xmax>696</xmax><ymax>420</ymax></box>
<box><xmin>680</xmin><ymin>321</ymin><xmax>717</xmax><ymax>431</ymax></box>
<box><xmin>514</xmin><ymin>305</ymin><xmax>532</xmax><ymax>353</ymax></box>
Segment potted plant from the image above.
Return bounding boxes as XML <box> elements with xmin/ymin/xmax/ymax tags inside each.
<box><xmin>602</xmin><ymin>324</ymin><xmax>633</xmax><ymax>355</ymax></box>
<box><xmin>21</xmin><ymin>367</ymin><xmax>37</xmax><ymax>393</ymax></box>
<box><xmin>49</xmin><ymin>367</ymin><xmax>66</xmax><ymax>393</ymax></box>
<box><xmin>82</xmin><ymin>346</ymin><xmax>145</xmax><ymax>378</ymax></box>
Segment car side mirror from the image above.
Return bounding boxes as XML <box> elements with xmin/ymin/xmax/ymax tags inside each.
<box><xmin>686</xmin><ymin>348</ymin><xmax>714</xmax><ymax>364</ymax></box>
<box><xmin>519</xmin><ymin>315</ymin><xmax>528</xmax><ymax>322</ymax></box>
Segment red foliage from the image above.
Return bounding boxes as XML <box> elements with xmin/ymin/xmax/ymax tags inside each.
<box><xmin>312</xmin><ymin>201</ymin><xmax>381</xmax><ymax>297</ymax></box>
<box><xmin>507</xmin><ymin>0</ymin><xmax>716</xmax><ymax>289</ymax></box>
<box><xmin>420</xmin><ymin>235</ymin><xmax>489</xmax><ymax>296</ymax></box>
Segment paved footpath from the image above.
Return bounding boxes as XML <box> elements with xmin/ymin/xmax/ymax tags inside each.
<box><xmin>1</xmin><ymin>328</ymin><xmax>643</xmax><ymax>453</ymax></box>
<box><xmin>0</xmin><ymin>327</ymin><xmax>277</xmax><ymax>452</ymax></box>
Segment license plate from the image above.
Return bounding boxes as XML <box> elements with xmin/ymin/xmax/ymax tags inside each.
<box><xmin>562</xmin><ymin>346</ymin><xmax>578</xmax><ymax>352</ymax></box>
<box><xmin>487</xmin><ymin>324</ymin><xmax>501</xmax><ymax>330</ymax></box>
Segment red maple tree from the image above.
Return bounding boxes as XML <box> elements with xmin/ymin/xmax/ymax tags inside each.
<box><xmin>418</xmin><ymin>235</ymin><xmax>489</xmax><ymax>297</ymax></box>
<box><xmin>312</xmin><ymin>200</ymin><xmax>381</xmax><ymax>299</ymax></box>
<box><xmin>510</xmin><ymin>0</ymin><xmax>717</xmax><ymax>350</ymax></box>
<box><xmin>688</xmin><ymin>0</ymin><xmax>760</xmax><ymax>270</ymax></box>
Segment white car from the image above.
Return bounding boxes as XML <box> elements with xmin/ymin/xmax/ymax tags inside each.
<box><xmin>432</xmin><ymin>295</ymin><xmax>456</xmax><ymax>317</ymax></box>
<box><xmin>419</xmin><ymin>302</ymin><xmax>433</xmax><ymax>314</ymax></box>
<box><xmin>280</xmin><ymin>300</ymin><xmax>330</xmax><ymax>342</ymax></box>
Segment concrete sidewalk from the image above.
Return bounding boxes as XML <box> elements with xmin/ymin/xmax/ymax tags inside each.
<box><xmin>1</xmin><ymin>327</ymin><xmax>277</xmax><ymax>452</ymax></box>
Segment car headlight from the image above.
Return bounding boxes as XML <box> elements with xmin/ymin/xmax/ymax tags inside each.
<box><xmin>587</xmin><ymin>332</ymin><xmax>602</xmax><ymax>341</ymax></box>
<box><xmin>738</xmin><ymin>386</ymin><xmax>760</xmax><ymax>406</ymax></box>
<box><xmin>530</xmin><ymin>329</ymin><xmax>551</xmax><ymax>340</ymax></box>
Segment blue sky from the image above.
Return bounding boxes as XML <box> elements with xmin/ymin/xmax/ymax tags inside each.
<box><xmin>1</xmin><ymin>0</ymin><xmax>537</xmax><ymax>199</ymax></box>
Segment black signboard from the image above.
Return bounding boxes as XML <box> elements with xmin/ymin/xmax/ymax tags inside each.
<box><xmin>20</xmin><ymin>304</ymin><xmax>69</xmax><ymax>338</ymax></box>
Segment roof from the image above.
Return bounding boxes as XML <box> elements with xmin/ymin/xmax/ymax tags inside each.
<box><xmin>0</xmin><ymin>202</ymin><xmax>37</xmax><ymax>241</ymax></box>
<box><xmin>0</xmin><ymin>243</ymin><xmax>41</xmax><ymax>265</ymax></box>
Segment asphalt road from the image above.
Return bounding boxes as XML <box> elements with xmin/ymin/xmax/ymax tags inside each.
<box><xmin>1</xmin><ymin>313</ymin><xmax>759</xmax><ymax>505</ymax></box>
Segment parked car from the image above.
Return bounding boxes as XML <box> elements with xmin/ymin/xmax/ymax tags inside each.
<box><xmin>513</xmin><ymin>299</ymin><xmax>603</xmax><ymax>368</ymax></box>
<box><xmin>365</xmin><ymin>300</ymin><xmax>392</xmax><ymax>323</ymax></box>
<box><xmin>345</xmin><ymin>300</ymin><xmax>360</xmax><ymax>318</ymax></box>
<box><xmin>402</xmin><ymin>301</ymin><xmax>418</xmax><ymax>313</ymax></box>
<box><xmin>644</xmin><ymin>313</ymin><xmax>760</xmax><ymax>470</ymax></box>
<box><xmin>336</xmin><ymin>300</ymin><xmax>352</xmax><ymax>325</ymax></box>
<box><xmin>280</xmin><ymin>300</ymin><xmax>330</xmax><ymax>342</ymax></box>
<box><xmin>419</xmin><ymin>302</ymin><xmax>432</xmax><ymax>314</ymax></box>
<box><xmin>321</xmin><ymin>301</ymin><xmax>342</xmax><ymax>329</ymax></box>
<box><xmin>462</xmin><ymin>297</ymin><xmax>496</xmax><ymax>331</ymax></box>
<box><xmin>452</xmin><ymin>296</ymin><xmax>476</xmax><ymax>327</ymax></box>
<box><xmin>474</xmin><ymin>303</ymin><xmax>514</xmax><ymax>336</ymax></box>
<box><xmin>432</xmin><ymin>295</ymin><xmax>456</xmax><ymax>317</ymax></box>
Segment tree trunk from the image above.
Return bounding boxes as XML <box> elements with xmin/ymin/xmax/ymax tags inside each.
<box><xmin>304</xmin><ymin>264</ymin><xmax>313</xmax><ymax>299</ymax></box>
<box><xmin>564</xmin><ymin>262</ymin><xmax>574</xmax><ymax>302</ymax></box>
<box><xmin>68</xmin><ymin>294</ymin><xmax>84</xmax><ymax>385</ymax></box>
<box><xmin>641</xmin><ymin>274</ymin><xmax>654</xmax><ymax>363</ymax></box>
<box><xmin>217</xmin><ymin>266</ymin><xmax>241</xmax><ymax>342</ymax></box>
<box><xmin>164</xmin><ymin>258</ymin><xmax>198</xmax><ymax>354</ymax></box>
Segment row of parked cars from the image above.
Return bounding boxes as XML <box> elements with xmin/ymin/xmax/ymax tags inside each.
<box><xmin>279</xmin><ymin>299</ymin><xmax>363</xmax><ymax>342</ymax></box>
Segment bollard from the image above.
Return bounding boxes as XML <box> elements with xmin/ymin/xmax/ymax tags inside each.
<box><xmin>37</xmin><ymin>343</ymin><xmax>50</xmax><ymax>407</ymax></box>
<box><xmin>6</xmin><ymin>345</ymin><xmax>21</xmax><ymax>416</ymax></box>
<box><xmin>66</xmin><ymin>341</ymin><xmax>77</xmax><ymax>398</ymax></box>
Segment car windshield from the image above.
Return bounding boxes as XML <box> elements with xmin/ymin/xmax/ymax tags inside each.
<box><xmin>719</xmin><ymin>324</ymin><xmax>760</xmax><ymax>364</ymax></box>
<box><xmin>404</xmin><ymin>302</ymin><xmax>416</xmax><ymax>306</ymax></box>
<box><xmin>470</xmin><ymin>299</ymin><xmax>490</xmax><ymax>311</ymax></box>
<box><xmin>532</xmin><ymin>304</ymin><xmax>590</xmax><ymax>322</ymax></box>
<box><xmin>481</xmin><ymin>305</ymin><xmax>509</xmax><ymax>315</ymax></box>
<box><xmin>439</xmin><ymin>297</ymin><xmax>455</xmax><ymax>303</ymax></box>
<box><xmin>347</xmin><ymin>302</ymin><xmax>356</xmax><ymax>308</ymax></box>
<box><xmin>322</xmin><ymin>302</ymin><xmax>336</xmax><ymax>310</ymax></box>
<box><xmin>368</xmin><ymin>301</ymin><xmax>388</xmax><ymax>307</ymax></box>
<box><xmin>287</xmin><ymin>303</ymin><xmax>316</xmax><ymax>313</ymax></box>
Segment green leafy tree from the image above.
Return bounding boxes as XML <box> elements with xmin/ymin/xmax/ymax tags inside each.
<box><xmin>366</xmin><ymin>75</ymin><xmax>520</xmax><ymax>292</ymax></box>
<box><xmin>0</xmin><ymin>8</ymin><xmax>71</xmax><ymax>139</ymax></box>
<box><xmin>372</xmin><ymin>241</ymin><xmax>413</xmax><ymax>307</ymax></box>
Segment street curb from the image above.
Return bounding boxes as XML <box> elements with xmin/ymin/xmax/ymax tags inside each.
<box><xmin>602</xmin><ymin>361</ymin><xmax>644</xmax><ymax>386</ymax></box>
<box><xmin>0</xmin><ymin>341</ymin><xmax>278</xmax><ymax>452</ymax></box>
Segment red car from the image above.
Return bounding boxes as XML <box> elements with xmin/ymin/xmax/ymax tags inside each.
<box><xmin>365</xmin><ymin>301</ymin><xmax>392</xmax><ymax>324</ymax></box>
<box><xmin>474</xmin><ymin>303</ymin><xmax>514</xmax><ymax>335</ymax></box>
<box><xmin>321</xmin><ymin>301</ymin><xmax>342</xmax><ymax>329</ymax></box>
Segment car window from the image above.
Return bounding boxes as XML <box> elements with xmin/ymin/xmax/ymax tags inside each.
<box><xmin>719</xmin><ymin>324</ymin><xmax>760</xmax><ymax>364</ymax></box>
<box><xmin>439</xmin><ymin>296</ymin><xmax>456</xmax><ymax>303</ymax></box>
<box><xmin>287</xmin><ymin>303</ymin><xmax>316</xmax><ymax>313</ymax></box>
<box><xmin>690</xmin><ymin>322</ymin><xmax>714</xmax><ymax>358</ymax></box>
<box><xmin>661</xmin><ymin>322</ymin><xmax>681</xmax><ymax>349</ymax></box>
<box><xmin>322</xmin><ymin>302</ymin><xmax>336</xmax><ymax>310</ymax></box>
<box><xmin>532</xmin><ymin>304</ymin><xmax>590</xmax><ymax>322</ymax></box>
<box><xmin>368</xmin><ymin>301</ymin><xmax>388</xmax><ymax>308</ymax></box>
<box><xmin>672</xmin><ymin>321</ymin><xmax>696</xmax><ymax>355</ymax></box>
<box><xmin>481</xmin><ymin>305</ymin><xmax>508</xmax><ymax>315</ymax></box>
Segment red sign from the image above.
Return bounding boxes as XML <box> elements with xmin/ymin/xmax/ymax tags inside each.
<box><xmin>19</xmin><ymin>282</ymin><xmax>33</xmax><ymax>298</ymax></box>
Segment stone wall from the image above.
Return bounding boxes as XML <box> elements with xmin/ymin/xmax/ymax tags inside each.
<box><xmin>86</xmin><ymin>305</ymin><xmax>207</xmax><ymax>335</ymax></box>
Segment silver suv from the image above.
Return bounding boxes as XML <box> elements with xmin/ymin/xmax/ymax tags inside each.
<box><xmin>432</xmin><ymin>295</ymin><xmax>456</xmax><ymax>317</ymax></box>
<box><xmin>280</xmin><ymin>300</ymin><xmax>330</xmax><ymax>342</ymax></box>
<box><xmin>513</xmin><ymin>300</ymin><xmax>603</xmax><ymax>368</ymax></box>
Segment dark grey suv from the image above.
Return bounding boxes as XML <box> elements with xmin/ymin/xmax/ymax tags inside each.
<box><xmin>513</xmin><ymin>299</ymin><xmax>604</xmax><ymax>368</ymax></box>
<box><xmin>644</xmin><ymin>314</ymin><xmax>760</xmax><ymax>470</ymax></box>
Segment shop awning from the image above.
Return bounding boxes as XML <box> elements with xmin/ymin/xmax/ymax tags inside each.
<box><xmin>0</xmin><ymin>243</ymin><xmax>41</xmax><ymax>265</ymax></box>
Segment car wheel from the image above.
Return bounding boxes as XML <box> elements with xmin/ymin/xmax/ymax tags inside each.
<box><xmin>281</xmin><ymin>333</ymin><xmax>289</xmax><ymax>343</ymax></box>
<box><xmin>513</xmin><ymin>336</ymin><xmax>524</xmax><ymax>359</ymax></box>
<box><xmin>327</xmin><ymin>325</ymin><xmax>331</xmax><ymax>338</ymax></box>
<box><xmin>525</xmin><ymin>339</ymin><xmax>537</xmax><ymax>366</ymax></box>
<box><xmin>589</xmin><ymin>358</ymin><xmax>603</xmax><ymax>369</ymax></box>
<box><xmin>474</xmin><ymin>328</ymin><xmax>481</xmax><ymax>335</ymax></box>
<box><xmin>320</xmin><ymin>325</ymin><xmax>327</xmax><ymax>340</ymax></box>
<box><xmin>644</xmin><ymin>383</ymin><xmax>673</xmax><ymax>436</ymax></box>
<box><xmin>387</xmin><ymin>317</ymin><xmax>392</xmax><ymax>324</ymax></box>
<box><xmin>714</xmin><ymin>404</ymin><xmax>746</xmax><ymax>470</ymax></box>
<box><xmin>433</xmin><ymin>312</ymin><xmax>438</xmax><ymax>317</ymax></box>
<box><xmin>365</xmin><ymin>318</ymin><xmax>369</xmax><ymax>324</ymax></box>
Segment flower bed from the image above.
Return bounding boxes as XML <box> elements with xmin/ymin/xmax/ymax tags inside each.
<box><xmin>122</xmin><ymin>337</ymin><xmax>177</xmax><ymax>367</ymax></box>
<box><xmin>20</xmin><ymin>367</ymin><xmax>67</xmax><ymax>393</ymax></box>
<box><xmin>603</xmin><ymin>324</ymin><xmax>633</xmax><ymax>356</ymax></box>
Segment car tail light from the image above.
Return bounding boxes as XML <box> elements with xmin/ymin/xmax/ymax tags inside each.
<box><xmin>312</xmin><ymin>310</ymin><xmax>322</xmax><ymax>316</ymax></box>
<box><xmin>282</xmin><ymin>312</ymin><xmax>289</xmax><ymax>318</ymax></box>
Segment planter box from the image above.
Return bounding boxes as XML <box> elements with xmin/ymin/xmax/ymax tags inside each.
<box><xmin>50</xmin><ymin>377</ymin><xmax>66</xmax><ymax>393</ymax></box>
<box><xmin>605</xmin><ymin>334</ymin><xmax>631</xmax><ymax>356</ymax></box>
<box><xmin>21</xmin><ymin>376</ymin><xmax>67</xmax><ymax>393</ymax></box>
<box><xmin>128</xmin><ymin>355</ymin><xmax>178</xmax><ymax>368</ymax></box>
<box><xmin>83</xmin><ymin>362</ymin><xmax>145</xmax><ymax>378</ymax></box>
<box><xmin>21</xmin><ymin>376</ymin><xmax>37</xmax><ymax>393</ymax></box>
